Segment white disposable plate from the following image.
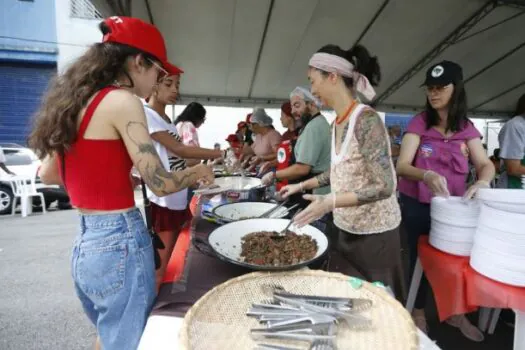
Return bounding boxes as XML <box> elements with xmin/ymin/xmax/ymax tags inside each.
<box><xmin>429</xmin><ymin>235</ymin><xmax>472</xmax><ymax>256</ymax></box>
<box><xmin>430</xmin><ymin>196</ymin><xmax>480</xmax><ymax>227</ymax></box>
<box><xmin>430</xmin><ymin>219</ymin><xmax>476</xmax><ymax>242</ymax></box>
<box><xmin>477</xmin><ymin>188</ymin><xmax>525</xmax><ymax>204</ymax></box>
<box><xmin>474</xmin><ymin>225</ymin><xmax>525</xmax><ymax>250</ymax></box>
<box><xmin>484</xmin><ymin>201</ymin><xmax>525</xmax><ymax>214</ymax></box>
<box><xmin>470</xmin><ymin>250</ymin><xmax>525</xmax><ymax>287</ymax></box>
<box><xmin>478</xmin><ymin>205</ymin><xmax>525</xmax><ymax>235</ymax></box>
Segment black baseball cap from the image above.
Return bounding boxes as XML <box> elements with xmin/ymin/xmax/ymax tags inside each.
<box><xmin>422</xmin><ymin>60</ymin><xmax>463</xmax><ymax>86</ymax></box>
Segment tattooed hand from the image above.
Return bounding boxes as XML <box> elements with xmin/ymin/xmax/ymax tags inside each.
<box><xmin>315</xmin><ymin>169</ymin><xmax>331</xmax><ymax>187</ymax></box>
<box><xmin>353</xmin><ymin>110</ymin><xmax>395</xmax><ymax>205</ymax></box>
<box><xmin>193</xmin><ymin>164</ymin><xmax>214</xmax><ymax>186</ymax></box>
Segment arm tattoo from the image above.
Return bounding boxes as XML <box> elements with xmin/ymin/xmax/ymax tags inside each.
<box><xmin>126</xmin><ymin>121</ymin><xmax>198</xmax><ymax>194</ymax></box>
<box><xmin>126</xmin><ymin>121</ymin><xmax>158</xmax><ymax>156</ymax></box>
<box><xmin>316</xmin><ymin>169</ymin><xmax>331</xmax><ymax>187</ymax></box>
<box><xmin>353</xmin><ymin>110</ymin><xmax>395</xmax><ymax>205</ymax></box>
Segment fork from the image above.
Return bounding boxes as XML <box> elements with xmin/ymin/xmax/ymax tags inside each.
<box><xmin>310</xmin><ymin>324</ymin><xmax>336</xmax><ymax>350</ymax></box>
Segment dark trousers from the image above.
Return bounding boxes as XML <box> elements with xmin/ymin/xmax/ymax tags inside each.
<box><xmin>326</xmin><ymin>225</ymin><xmax>407</xmax><ymax>304</ymax></box>
<box><xmin>399</xmin><ymin>193</ymin><xmax>430</xmax><ymax>309</ymax></box>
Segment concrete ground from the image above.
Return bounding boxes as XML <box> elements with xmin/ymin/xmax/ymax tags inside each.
<box><xmin>0</xmin><ymin>209</ymin><xmax>94</xmax><ymax>350</ymax></box>
<box><xmin>0</xmin><ymin>203</ymin><xmax>516</xmax><ymax>350</ymax></box>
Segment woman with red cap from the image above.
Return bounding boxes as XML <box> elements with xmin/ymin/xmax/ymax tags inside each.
<box><xmin>144</xmin><ymin>72</ymin><xmax>229</xmax><ymax>291</ymax></box>
<box><xmin>259</xmin><ymin>101</ymin><xmax>298</xmax><ymax>179</ymax></box>
<box><xmin>29</xmin><ymin>17</ymin><xmax>213</xmax><ymax>349</ymax></box>
<box><xmin>226</xmin><ymin>133</ymin><xmax>242</xmax><ymax>156</ymax></box>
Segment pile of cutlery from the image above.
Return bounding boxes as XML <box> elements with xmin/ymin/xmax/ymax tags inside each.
<box><xmin>249</xmin><ymin>285</ymin><xmax>373</xmax><ymax>349</ymax></box>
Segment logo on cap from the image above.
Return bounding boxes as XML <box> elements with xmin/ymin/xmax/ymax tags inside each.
<box><xmin>431</xmin><ymin>65</ymin><xmax>444</xmax><ymax>78</ymax></box>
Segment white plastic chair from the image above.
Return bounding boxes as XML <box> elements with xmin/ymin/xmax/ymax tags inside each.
<box><xmin>9</xmin><ymin>176</ymin><xmax>46</xmax><ymax>217</ymax></box>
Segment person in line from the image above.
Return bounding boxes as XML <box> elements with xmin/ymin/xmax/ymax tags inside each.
<box><xmin>175</xmin><ymin>102</ymin><xmax>207</xmax><ymax>167</ymax></box>
<box><xmin>396</xmin><ymin>60</ymin><xmax>494</xmax><ymax>339</ymax></box>
<box><xmin>225</xmin><ymin>134</ymin><xmax>242</xmax><ymax>158</ymax></box>
<box><xmin>242</xmin><ymin>108</ymin><xmax>282</xmax><ymax>171</ymax></box>
<box><xmin>389</xmin><ymin>124</ymin><xmax>402</xmax><ymax>161</ymax></box>
<box><xmin>499</xmin><ymin>93</ymin><xmax>525</xmax><ymax>189</ymax></box>
<box><xmin>29</xmin><ymin>17</ymin><xmax>213</xmax><ymax>349</ymax></box>
<box><xmin>0</xmin><ymin>146</ymin><xmax>15</xmax><ymax>175</ymax></box>
<box><xmin>236</xmin><ymin>121</ymin><xmax>248</xmax><ymax>147</ymax></box>
<box><xmin>261</xmin><ymin>91</ymin><xmax>331</xmax><ymax>210</ymax></box>
<box><xmin>258</xmin><ymin>101</ymin><xmax>298</xmax><ymax>176</ymax></box>
<box><xmin>240</xmin><ymin>114</ymin><xmax>254</xmax><ymax>165</ymax></box>
<box><xmin>279</xmin><ymin>44</ymin><xmax>406</xmax><ymax>302</ymax></box>
<box><xmin>144</xmin><ymin>72</ymin><xmax>230</xmax><ymax>291</ymax></box>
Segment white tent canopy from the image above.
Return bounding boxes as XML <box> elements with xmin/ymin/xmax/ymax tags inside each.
<box><xmin>91</xmin><ymin>0</ymin><xmax>525</xmax><ymax>117</ymax></box>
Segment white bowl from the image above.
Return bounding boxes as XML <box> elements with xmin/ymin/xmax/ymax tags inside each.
<box><xmin>212</xmin><ymin>202</ymin><xmax>288</xmax><ymax>222</ymax></box>
<box><xmin>207</xmin><ymin>218</ymin><xmax>329</xmax><ymax>270</ymax></box>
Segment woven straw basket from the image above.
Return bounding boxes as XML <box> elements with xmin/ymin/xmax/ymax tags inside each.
<box><xmin>179</xmin><ymin>270</ymin><xmax>418</xmax><ymax>350</ymax></box>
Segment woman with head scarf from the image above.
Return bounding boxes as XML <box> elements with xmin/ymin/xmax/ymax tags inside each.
<box><xmin>279</xmin><ymin>44</ymin><xmax>405</xmax><ymax>302</ymax></box>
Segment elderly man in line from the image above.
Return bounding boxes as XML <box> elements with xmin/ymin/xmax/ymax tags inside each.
<box><xmin>261</xmin><ymin>86</ymin><xmax>331</xmax><ymax>210</ymax></box>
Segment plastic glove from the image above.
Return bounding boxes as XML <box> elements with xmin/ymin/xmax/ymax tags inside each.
<box><xmin>278</xmin><ymin>183</ymin><xmax>303</xmax><ymax>199</ymax></box>
<box><xmin>194</xmin><ymin>164</ymin><xmax>214</xmax><ymax>187</ymax></box>
<box><xmin>293</xmin><ymin>193</ymin><xmax>334</xmax><ymax>228</ymax></box>
<box><xmin>261</xmin><ymin>171</ymin><xmax>275</xmax><ymax>186</ymax></box>
<box><xmin>463</xmin><ymin>180</ymin><xmax>490</xmax><ymax>200</ymax></box>
<box><xmin>423</xmin><ymin>170</ymin><xmax>450</xmax><ymax>197</ymax></box>
<box><xmin>249</xmin><ymin>156</ymin><xmax>262</xmax><ymax>166</ymax></box>
<box><xmin>223</xmin><ymin>149</ymin><xmax>240</xmax><ymax>174</ymax></box>
<box><xmin>258</xmin><ymin>161</ymin><xmax>272</xmax><ymax>176</ymax></box>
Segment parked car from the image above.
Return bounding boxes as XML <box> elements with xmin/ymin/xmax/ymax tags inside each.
<box><xmin>0</xmin><ymin>144</ymin><xmax>71</xmax><ymax>215</ymax></box>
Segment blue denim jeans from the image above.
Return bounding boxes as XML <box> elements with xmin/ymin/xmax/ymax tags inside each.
<box><xmin>71</xmin><ymin>208</ymin><xmax>156</xmax><ymax>350</ymax></box>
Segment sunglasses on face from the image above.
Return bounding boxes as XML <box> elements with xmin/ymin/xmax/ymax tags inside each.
<box><xmin>423</xmin><ymin>84</ymin><xmax>452</xmax><ymax>94</ymax></box>
<box><xmin>147</xmin><ymin>58</ymin><xmax>169</xmax><ymax>82</ymax></box>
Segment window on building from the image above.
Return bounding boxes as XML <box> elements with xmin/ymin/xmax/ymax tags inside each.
<box><xmin>70</xmin><ymin>0</ymin><xmax>102</xmax><ymax>19</ymax></box>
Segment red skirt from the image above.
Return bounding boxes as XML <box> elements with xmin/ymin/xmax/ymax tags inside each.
<box><xmin>150</xmin><ymin>202</ymin><xmax>191</xmax><ymax>233</ymax></box>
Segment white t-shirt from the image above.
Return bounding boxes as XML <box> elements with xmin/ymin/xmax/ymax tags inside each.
<box><xmin>144</xmin><ymin>105</ymin><xmax>188</xmax><ymax>210</ymax></box>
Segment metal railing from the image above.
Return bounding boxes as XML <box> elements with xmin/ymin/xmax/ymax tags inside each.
<box><xmin>70</xmin><ymin>0</ymin><xmax>102</xmax><ymax>20</ymax></box>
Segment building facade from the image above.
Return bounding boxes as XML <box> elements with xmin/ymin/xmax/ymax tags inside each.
<box><xmin>0</xmin><ymin>0</ymin><xmax>100</xmax><ymax>145</ymax></box>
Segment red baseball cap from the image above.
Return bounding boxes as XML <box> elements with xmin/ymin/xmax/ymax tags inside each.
<box><xmin>281</xmin><ymin>101</ymin><xmax>292</xmax><ymax>117</ymax></box>
<box><xmin>237</xmin><ymin>121</ymin><xmax>247</xmax><ymax>129</ymax></box>
<box><xmin>225</xmin><ymin>134</ymin><xmax>238</xmax><ymax>142</ymax></box>
<box><xmin>102</xmin><ymin>16</ymin><xmax>183</xmax><ymax>75</ymax></box>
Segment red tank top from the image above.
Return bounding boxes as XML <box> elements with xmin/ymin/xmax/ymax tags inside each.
<box><xmin>60</xmin><ymin>87</ymin><xmax>135</xmax><ymax>210</ymax></box>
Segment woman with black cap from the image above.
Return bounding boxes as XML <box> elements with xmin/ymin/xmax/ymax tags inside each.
<box><xmin>279</xmin><ymin>44</ymin><xmax>406</xmax><ymax>302</ymax></box>
<box><xmin>30</xmin><ymin>17</ymin><xmax>213</xmax><ymax>349</ymax></box>
<box><xmin>397</xmin><ymin>60</ymin><xmax>494</xmax><ymax>339</ymax></box>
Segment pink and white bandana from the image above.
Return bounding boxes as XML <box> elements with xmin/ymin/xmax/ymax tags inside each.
<box><xmin>308</xmin><ymin>52</ymin><xmax>376</xmax><ymax>101</ymax></box>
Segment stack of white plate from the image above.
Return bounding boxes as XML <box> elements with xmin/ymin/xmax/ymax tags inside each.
<box><xmin>429</xmin><ymin>196</ymin><xmax>481</xmax><ymax>256</ymax></box>
<box><xmin>470</xmin><ymin>189</ymin><xmax>525</xmax><ymax>287</ymax></box>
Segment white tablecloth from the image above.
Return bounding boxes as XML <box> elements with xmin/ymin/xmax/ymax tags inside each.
<box><xmin>138</xmin><ymin>315</ymin><xmax>441</xmax><ymax>350</ymax></box>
